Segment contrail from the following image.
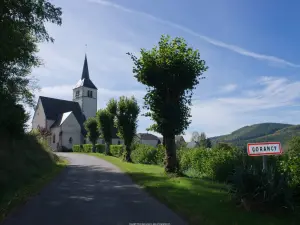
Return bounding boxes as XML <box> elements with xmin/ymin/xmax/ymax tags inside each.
<box><xmin>88</xmin><ymin>0</ymin><xmax>300</xmax><ymax>68</ymax></box>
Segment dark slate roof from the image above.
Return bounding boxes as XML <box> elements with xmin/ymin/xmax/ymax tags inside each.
<box><xmin>137</xmin><ymin>133</ymin><xmax>159</xmax><ymax>140</ymax></box>
<box><xmin>39</xmin><ymin>96</ymin><xmax>86</xmax><ymax>135</ymax></box>
<box><xmin>74</xmin><ymin>54</ymin><xmax>97</xmax><ymax>89</ymax></box>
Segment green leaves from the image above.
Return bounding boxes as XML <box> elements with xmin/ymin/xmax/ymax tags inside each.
<box><xmin>115</xmin><ymin>96</ymin><xmax>140</xmax><ymax>161</ymax></box>
<box><xmin>84</xmin><ymin>118</ymin><xmax>99</xmax><ymax>146</ymax></box>
<box><xmin>128</xmin><ymin>35</ymin><xmax>208</xmax><ymax>136</ymax></box>
<box><xmin>96</xmin><ymin>109</ymin><xmax>113</xmax><ymax>143</ymax></box>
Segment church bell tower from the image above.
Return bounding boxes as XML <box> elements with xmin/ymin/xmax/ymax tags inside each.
<box><xmin>73</xmin><ymin>54</ymin><xmax>97</xmax><ymax>119</ymax></box>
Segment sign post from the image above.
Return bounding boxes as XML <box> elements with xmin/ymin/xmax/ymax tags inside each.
<box><xmin>247</xmin><ymin>142</ymin><xmax>283</xmax><ymax>172</ymax></box>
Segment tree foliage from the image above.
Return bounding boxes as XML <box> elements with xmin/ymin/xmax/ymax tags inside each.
<box><xmin>96</xmin><ymin>99</ymin><xmax>118</xmax><ymax>155</ymax></box>
<box><xmin>128</xmin><ymin>35</ymin><xmax>208</xmax><ymax>172</ymax></box>
<box><xmin>96</xmin><ymin>109</ymin><xmax>114</xmax><ymax>155</ymax></box>
<box><xmin>84</xmin><ymin>118</ymin><xmax>99</xmax><ymax>152</ymax></box>
<box><xmin>115</xmin><ymin>96</ymin><xmax>140</xmax><ymax>162</ymax></box>
<box><xmin>0</xmin><ymin>0</ymin><xmax>62</xmax><ymax>136</ymax></box>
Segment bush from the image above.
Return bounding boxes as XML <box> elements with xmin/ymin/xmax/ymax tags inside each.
<box><xmin>60</xmin><ymin>146</ymin><xmax>72</xmax><ymax>152</ymax></box>
<box><xmin>72</xmin><ymin>145</ymin><xmax>82</xmax><ymax>152</ymax></box>
<box><xmin>178</xmin><ymin>145</ymin><xmax>240</xmax><ymax>182</ymax></box>
<box><xmin>156</xmin><ymin>144</ymin><xmax>165</xmax><ymax>166</ymax></box>
<box><xmin>229</xmin><ymin>165</ymin><xmax>294</xmax><ymax>212</ymax></box>
<box><xmin>110</xmin><ymin>145</ymin><xmax>124</xmax><ymax>158</ymax></box>
<box><xmin>131</xmin><ymin>144</ymin><xmax>157</xmax><ymax>164</ymax></box>
<box><xmin>95</xmin><ymin>144</ymin><xmax>105</xmax><ymax>153</ymax></box>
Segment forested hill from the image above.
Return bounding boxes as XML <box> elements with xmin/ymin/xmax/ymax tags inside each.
<box><xmin>210</xmin><ymin>123</ymin><xmax>300</xmax><ymax>149</ymax></box>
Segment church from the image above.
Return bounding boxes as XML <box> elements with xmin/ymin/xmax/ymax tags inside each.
<box><xmin>31</xmin><ymin>54</ymin><xmax>121</xmax><ymax>151</ymax></box>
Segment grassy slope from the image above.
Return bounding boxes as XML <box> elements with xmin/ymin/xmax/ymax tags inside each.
<box><xmin>89</xmin><ymin>153</ymin><xmax>297</xmax><ymax>225</ymax></box>
<box><xmin>0</xmin><ymin>134</ymin><xmax>67</xmax><ymax>221</ymax></box>
<box><xmin>211</xmin><ymin>123</ymin><xmax>298</xmax><ymax>148</ymax></box>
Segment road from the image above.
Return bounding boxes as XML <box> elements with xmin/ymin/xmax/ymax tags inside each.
<box><xmin>1</xmin><ymin>153</ymin><xmax>186</xmax><ymax>225</ymax></box>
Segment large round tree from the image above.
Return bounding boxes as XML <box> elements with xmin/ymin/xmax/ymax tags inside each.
<box><xmin>128</xmin><ymin>35</ymin><xmax>208</xmax><ymax>173</ymax></box>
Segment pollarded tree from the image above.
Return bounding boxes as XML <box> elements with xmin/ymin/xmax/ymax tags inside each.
<box><xmin>97</xmin><ymin>109</ymin><xmax>114</xmax><ymax>155</ymax></box>
<box><xmin>96</xmin><ymin>99</ymin><xmax>118</xmax><ymax>155</ymax></box>
<box><xmin>115</xmin><ymin>96</ymin><xmax>140</xmax><ymax>162</ymax></box>
<box><xmin>128</xmin><ymin>35</ymin><xmax>208</xmax><ymax>173</ymax></box>
<box><xmin>84</xmin><ymin>118</ymin><xmax>99</xmax><ymax>153</ymax></box>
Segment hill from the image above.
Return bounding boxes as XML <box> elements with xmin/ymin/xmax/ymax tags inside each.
<box><xmin>210</xmin><ymin>123</ymin><xmax>300</xmax><ymax>149</ymax></box>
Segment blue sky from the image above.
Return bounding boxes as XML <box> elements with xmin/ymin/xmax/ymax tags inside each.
<box><xmin>30</xmin><ymin>0</ymin><xmax>300</xmax><ymax>140</ymax></box>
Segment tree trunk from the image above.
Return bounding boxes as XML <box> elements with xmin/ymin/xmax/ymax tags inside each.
<box><xmin>164</xmin><ymin>135</ymin><xmax>178</xmax><ymax>173</ymax></box>
<box><xmin>105</xmin><ymin>142</ymin><xmax>111</xmax><ymax>155</ymax></box>
<box><xmin>123</xmin><ymin>145</ymin><xmax>132</xmax><ymax>162</ymax></box>
<box><xmin>92</xmin><ymin>143</ymin><xmax>96</xmax><ymax>153</ymax></box>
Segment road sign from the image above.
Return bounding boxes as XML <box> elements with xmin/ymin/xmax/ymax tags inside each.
<box><xmin>247</xmin><ymin>142</ymin><xmax>282</xmax><ymax>156</ymax></box>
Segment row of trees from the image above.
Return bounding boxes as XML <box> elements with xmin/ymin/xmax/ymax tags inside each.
<box><xmin>1</xmin><ymin>1</ymin><xmax>209</xmax><ymax>174</ymax></box>
<box><xmin>84</xmin><ymin>96</ymin><xmax>140</xmax><ymax>162</ymax></box>
<box><xmin>0</xmin><ymin>1</ymin><xmax>62</xmax><ymax>137</ymax></box>
<box><xmin>86</xmin><ymin>36</ymin><xmax>208</xmax><ymax>172</ymax></box>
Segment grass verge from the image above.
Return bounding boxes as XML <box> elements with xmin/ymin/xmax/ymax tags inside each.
<box><xmin>89</xmin><ymin>153</ymin><xmax>298</xmax><ymax>225</ymax></box>
<box><xmin>0</xmin><ymin>157</ymin><xmax>67</xmax><ymax>222</ymax></box>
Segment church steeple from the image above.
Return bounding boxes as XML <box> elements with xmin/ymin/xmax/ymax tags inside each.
<box><xmin>73</xmin><ymin>53</ymin><xmax>98</xmax><ymax>120</ymax></box>
<box><xmin>81</xmin><ymin>54</ymin><xmax>90</xmax><ymax>79</ymax></box>
<box><xmin>74</xmin><ymin>54</ymin><xmax>97</xmax><ymax>90</ymax></box>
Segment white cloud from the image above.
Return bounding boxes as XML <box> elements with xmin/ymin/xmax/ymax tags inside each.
<box><xmin>220</xmin><ymin>84</ymin><xmax>237</xmax><ymax>93</ymax></box>
<box><xmin>189</xmin><ymin>76</ymin><xmax>300</xmax><ymax>137</ymax></box>
<box><xmin>89</xmin><ymin>0</ymin><xmax>300</xmax><ymax>68</ymax></box>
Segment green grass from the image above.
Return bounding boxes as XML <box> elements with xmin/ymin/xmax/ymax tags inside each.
<box><xmin>89</xmin><ymin>153</ymin><xmax>298</xmax><ymax>225</ymax></box>
<box><xmin>0</xmin><ymin>134</ymin><xmax>68</xmax><ymax>222</ymax></box>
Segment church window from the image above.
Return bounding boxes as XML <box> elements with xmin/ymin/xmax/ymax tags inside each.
<box><xmin>118</xmin><ymin>140</ymin><xmax>121</xmax><ymax>145</ymax></box>
<box><xmin>87</xmin><ymin>90</ymin><xmax>93</xmax><ymax>98</ymax></box>
<box><xmin>75</xmin><ymin>91</ymin><xmax>79</xmax><ymax>98</ymax></box>
<box><xmin>53</xmin><ymin>134</ymin><xmax>56</xmax><ymax>143</ymax></box>
<box><xmin>69</xmin><ymin>137</ymin><xmax>73</xmax><ymax>144</ymax></box>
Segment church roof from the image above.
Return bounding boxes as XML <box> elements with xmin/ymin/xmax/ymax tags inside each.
<box><xmin>74</xmin><ymin>54</ymin><xmax>97</xmax><ymax>89</ymax></box>
<box><xmin>39</xmin><ymin>96</ymin><xmax>86</xmax><ymax>135</ymax></box>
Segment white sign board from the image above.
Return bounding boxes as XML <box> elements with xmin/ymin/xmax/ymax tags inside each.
<box><xmin>247</xmin><ymin>142</ymin><xmax>282</xmax><ymax>156</ymax></box>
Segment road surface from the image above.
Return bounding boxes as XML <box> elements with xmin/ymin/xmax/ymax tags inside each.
<box><xmin>1</xmin><ymin>153</ymin><xmax>186</xmax><ymax>225</ymax></box>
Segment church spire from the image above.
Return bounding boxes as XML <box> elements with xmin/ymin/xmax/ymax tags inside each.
<box><xmin>81</xmin><ymin>54</ymin><xmax>90</xmax><ymax>80</ymax></box>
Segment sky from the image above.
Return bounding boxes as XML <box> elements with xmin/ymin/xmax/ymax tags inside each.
<box><xmin>30</xmin><ymin>0</ymin><xmax>300</xmax><ymax>140</ymax></box>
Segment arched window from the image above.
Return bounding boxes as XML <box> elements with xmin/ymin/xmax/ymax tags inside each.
<box><xmin>118</xmin><ymin>140</ymin><xmax>121</xmax><ymax>145</ymax></box>
<box><xmin>69</xmin><ymin>137</ymin><xmax>73</xmax><ymax>144</ymax></box>
<box><xmin>53</xmin><ymin>134</ymin><xmax>56</xmax><ymax>143</ymax></box>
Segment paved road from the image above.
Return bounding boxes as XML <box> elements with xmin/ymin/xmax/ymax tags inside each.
<box><xmin>2</xmin><ymin>153</ymin><xmax>186</xmax><ymax>225</ymax></box>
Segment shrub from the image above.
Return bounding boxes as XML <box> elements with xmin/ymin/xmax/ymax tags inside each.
<box><xmin>60</xmin><ymin>146</ymin><xmax>72</xmax><ymax>152</ymax></box>
<box><xmin>131</xmin><ymin>144</ymin><xmax>157</xmax><ymax>164</ymax></box>
<box><xmin>82</xmin><ymin>144</ymin><xmax>93</xmax><ymax>152</ymax></box>
<box><xmin>229</xmin><ymin>165</ymin><xmax>294</xmax><ymax>212</ymax></box>
<box><xmin>72</xmin><ymin>145</ymin><xmax>82</xmax><ymax>152</ymax></box>
<box><xmin>110</xmin><ymin>145</ymin><xmax>124</xmax><ymax>158</ymax></box>
<box><xmin>178</xmin><ymin>145</ymin><xmax>240</xmax><ymax>182</ymax></box>
<box><xmin>95</xmin><ymin>144</ymin><xmax>105</xmax><ymax>153</ymax></box>
<box><xmin>156</xmin><ymin>144</ymin><xmax>165</xmax><ymax>166</ymax></box>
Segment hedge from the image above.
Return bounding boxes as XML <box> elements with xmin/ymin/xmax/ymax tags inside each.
<box><xmin>131</xmin><ymin>144</ymin><xmax>165</xmax><ymax>165</ymax></box>
<box><xmin>110</xmin><ymin>145</ymin><xmax>124</xmax><ymax>157</ymax></box>
<box><xmin>72</xmin><ymin>144</ymin><xmax>105</xmax><ymax>153</ymax></box>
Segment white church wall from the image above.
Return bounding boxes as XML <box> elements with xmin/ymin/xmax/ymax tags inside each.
<box><xmin>73</xmin><ymin>86</ymin><xmax>97</xmax><ymax>120</ymax></box>
<box><xmin>46</xmin><ymin>120</ymin><xmax>55</xmax><ymax>130</ymax></box>
<box><xmin>61</xmin><ymin>113</ymin><xmax>81</xmax><ymax>149</ymax></box>
<box><xmin>82</xmin><ymin>87</ymin><xmax>97</xmax><ymax>119</ymax></box>
<box><xmin>50</xmin><ymin>127</ymin><xmax>61</xmax><ymax>151</ymax></box>
<box><xmin>32</xmin><ymin>100</ymin><xmax>46</xmax><ymax>129</ymax></box>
